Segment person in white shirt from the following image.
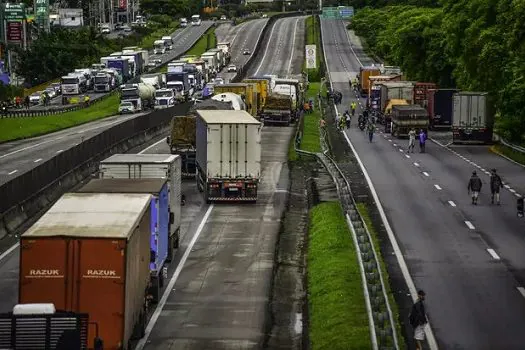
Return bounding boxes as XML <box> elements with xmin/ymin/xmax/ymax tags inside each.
<box><xmin>407</xmin><ymin>128</ymin><xmax>416</xmax><ymax>153</ymax></box>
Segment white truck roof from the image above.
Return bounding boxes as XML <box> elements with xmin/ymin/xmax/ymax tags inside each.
<box><xmin>101</xmin><ymin>154</ymin><xmax>178</xmax><ymax>164</ymax></box>
<box><xmin>196</xmin><ymin>110</ymin><xmax>260</xmax><ymax>124</ymax></box>
<box><xmin>13</xmin><ymin>304</ymin><xmax>56</xmax><ymax>315</ymax></box>
<box><xmin>23</xmin><ymin>193</ymin><xmax>151</xmax><ymax>239</ymax></box>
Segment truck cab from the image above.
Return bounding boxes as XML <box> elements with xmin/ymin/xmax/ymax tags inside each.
<box><xmin>155</xmin><ymin>88</ymin><xmax>176</xmax><ymax>109</ymax></box>
<box><xmin>61</xmin><ymin>74</ymin><xmax>86</xmax><ymax>96</ymax></box>
<box><xmin>154</xmin><ymin>40</ymin><xmax>166</xmax><ymax>55</ymax></box>
<box><xmin>180</xmin><ymin>18</ymin><xmax>188</xmax><ymax>27</ymax></box>
<box><xmin>94</xmin><ymin>72</ymin><xmax>112</xmax><ymax>92</ymax></box>
<box><xmin>191</xmin><ymin>15</ymin><xmax>201</xmax><ymax>26</ymax></box>
<box><xmin>162</xmin><ymin>36</ymin><xmax>173</xmax><ymax>50</ymax></box>
<box><xmin>216</xmin><ymin>42</ymin><xmax>231</xmax><ymax>65</ymax></box>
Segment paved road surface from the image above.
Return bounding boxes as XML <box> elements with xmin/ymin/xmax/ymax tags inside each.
<box><xmin>215</xmin><ymin>19</ymin><xmax>268</xmax><ymax>82</ymax></box>
<box><xmin>26</xmin><ymin>24</ymin><xmax>212</xmax><ymax>110</ymax></box>
<box><xmin>248</xmin><ymin>17</ymin><xmax>306</xmax><ymax>78</ymax></box>
<box><xmin>321</xmin><ymin>18</ymin><xmax>525</xmax><ymax>349</ymax></box>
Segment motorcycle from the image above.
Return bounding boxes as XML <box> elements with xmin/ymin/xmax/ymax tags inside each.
<box><xmin>358</xmin><ymin>120</ymin><xmax>366</xmax><ymax>131</ymax></box>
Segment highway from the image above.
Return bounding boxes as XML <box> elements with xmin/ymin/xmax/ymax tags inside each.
<box><xmin>137</xmin><ymin>16</ymin><xmax>304</xmax><ymax>350</ymax></box>
<box><xmin>25</xmin><ymin>23</ymin><xmax>213</xmax><ymax>110</ymax></box>
<box><xmin>0</xmin><ymin>23</ymin><xmax>213</xmax><ymax>186</ymax></box>
<box><xmin>214</xmin><ymin>19</ymin><xmax>268</xmax><ymax>82</ymax></box>
<box><xmin>321</xmin><ymin>18</ymin><xmax>525</xmax><ymax>349</ymax></box>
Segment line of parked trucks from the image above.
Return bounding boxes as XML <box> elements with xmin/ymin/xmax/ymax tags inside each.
<box><xmin>358</xmin><ymin>65</ymin><xmax>494</xmax><ymax>144</ymax></box>
<box><xmin>1</xmin><ymin>107</ymin><xmax>264</xmax><ymax>349</ymax></box>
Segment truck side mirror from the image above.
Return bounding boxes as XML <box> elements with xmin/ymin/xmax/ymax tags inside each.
<box><xmin>169</xmin><ymin>212</ymin><xmax>174</xmax><ymax>224</ymax></box>
<box><xmin>518</xmin><ymin>198</ymin><xmax>524</xmax><ymax>218</ymax></box>
<box><xmin>166</xmin><ymin>136</ymin><xmax>170</xmax><ymax>144</ymax></box>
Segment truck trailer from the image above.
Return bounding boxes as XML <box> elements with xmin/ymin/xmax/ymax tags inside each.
<box><xmin>452</xmin><ymin>92</ymin><xmax>493</xmax><ymax>144</ymax></box>
<box><xmin>195</xmin><ymin>110</ymin><xmax>262</xmax><ymax>203</ymax></box>
<box><xmin>389</xmin><ymin>104</ymin><xmax>429</xmax><ymax>137</ymax></box>
<box><xmin>427</xmin><ymin>88</ymin><xmax>459</xmax><ymax>130</ymax></box>
<box><xmin>120</xmin><ymin>83</ymin><xmax>156</xmax><ymax>111</ymax></box>
<box><xmin>19</xmin><ymin>193</ymin><xmax>153</xmax><ymax>350</ymax></box>
<box><xmin>359</xmin><ymin>66</ymin><xmax>381</xmax><ymax>96</ymax></box>
<box><xmin>76</xmin><ymin>179</ymin><xmax>170</xmax><ymax>303</ymax></box>
<box><xmin>98</xmin><ymin>154</ymin><xmax>182</xmax><ymax>261</ymax></box>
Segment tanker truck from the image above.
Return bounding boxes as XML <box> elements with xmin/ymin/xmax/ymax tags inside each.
<box><xmin>211</xmin><ymin>92</ymin><xmax>246</xmax><ymax>111</ymax></box>
<box><xmin>120</xmin><ymin>83</ymin><xmax>156</xmax><ymax>111</ymax></box>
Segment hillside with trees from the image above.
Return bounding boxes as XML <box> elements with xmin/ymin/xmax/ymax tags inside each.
<box><xmin>350</xmin><ymin>2</ymin><xmax>525</xmax><ymax>143</ymax></box>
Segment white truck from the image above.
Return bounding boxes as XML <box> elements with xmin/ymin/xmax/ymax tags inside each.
<box><xmin>141</xmin><ymin>73</ymin><xmax>164</xmax><ymax>89</ymax></box>
<box><xmin>191</xmin><ymin>14</ymin><xmax>201</xmax><ymax>26</ymax></box>
<box><xmin>154</xmin><ymin>40</ymin><xmax>166</xmax><ymax>55</ymax></box>
<box><xmin>193</xmin><ymin>60</ymin><xmax>209</xmax><ymax>83</ymax></box>
<box><xmin>200</xmin><ymin>53</ymin><xmax>218</xmax><ymax>77</ymax></box>
<box><xmin>60</xmin><ymin>73</ymin><xmax>86</xmax><ymax>96</ymax></box>
<box><xmin>211</xmin><ymin>92</ymin><xmax>246</xmax><ymax>111</ymax></box>
<box><xmin>205</xmin><ymin>49</ymin><xmax>225</xmax><ymax>70</ymax></box>
<box><xmin>98</xmin><ymin>154</ymin><xmax>182</xmax><ymax>262</ymax></box>
<box><xmin>94</xmin><ymin>72</ymin><xmax>113</xmax><ymax>92</ymax></box>
<box><xmin>162</xmin><ymin>36</ymin><xmax>174</xmax><ymax>50</ymax></box>
<box><xmin>180</xmin><ymin>18</ymin><xmax>188</xmax><ymax>27</ymax></box>
<box><xmin>195</xmin><ymin>110</ymin><xmax>262</xmax><ymax>203</ymax></box>
<box><xmin>120</xmin><ymin>83</ymin><xmax>156</xmax><ymax>111</ymax></box>
<box><xmin>216</xmin><ymin>42</ymin><xmax>231</xmax><ymax>65</ymax></box>
<box><xmin>452</xmin><ymin>92</ymin><xmax>493</xmax><ymax>144</ymax></box>
<box><xmin>155</xmin><ymin>88</ymin><xmax>177</xmax><ymax>109</ymax></box>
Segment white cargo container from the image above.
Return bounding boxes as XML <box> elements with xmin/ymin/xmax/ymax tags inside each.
<box><xmin>380</xmin><ymin>81</ymin><xmax>415</xmax><ymax>111</ymax></box>
<box><xmin>195</xmin><ymin>110</ymin><xmax>262</xmax><ymax>203</ymax></box>
<box><xmin>452</xmin><ymin>92</ymin><xmax>493</xmax><ymax>144</ymax></box>
<box><xmin>98</xmin><ymin>154</ymin><xmax>182</xmax><ymax>261</ymax></box>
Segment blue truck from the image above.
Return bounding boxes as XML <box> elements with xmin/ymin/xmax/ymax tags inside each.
<box><xmin>166</xmin><ymin>71</ymin><xmax>193</xmax><ymax>101</ymax></box>
<box><xmin>76</xmin><ymin>178</ymin><xmax>170</xmax><ymax>303</ymax></box>
<box><xmin>107</xmin><ymin>58</ymin><xmax>132</xmax><ymax>82</ymax></box>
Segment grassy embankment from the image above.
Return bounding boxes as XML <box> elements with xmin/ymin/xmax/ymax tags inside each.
<box><xmin>0</xmin><ymin>94</ymin><xmax>119</xmax><ymax>143</ymax></box>
<box><xmin>490</xmin><ymin>144</ymin><xmax>525</xmax><ymax>166</ymax></box>
<box><xmin>156</xmin><ymin>27</ymin><xmax>217</xmax><ymax>73</ymax></box>
<box><xmin>308</xmin><ymin>201</ymin><xmax>372</xmax><ymax>349</ymax></box>
<box><xmin>356</xmin><ymin>203</ymin><xmax>405</xmax><ymax>346</ymax></box>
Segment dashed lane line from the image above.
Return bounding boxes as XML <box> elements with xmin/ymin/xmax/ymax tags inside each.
<box><xmin>517</xmin><ymin>287</ymin><xmax>525</xmax><ymax>299</ymax></box>
<box><xmin>423</xmin><ymin>171</ymin><xmax>429</xmax><ymax>177</ymax></box>
<box><xmin>448</xmin><ymin>201</ymin><xmax>456</xmax><ymax>207</ymax></box>
<box><xmin>34</xmin><ymin>158</ymin><xmax>42</xmax><ymax>163</ymax></box>
<box><xmin>487</xmin><ymin>248</ymin><xmax>501</xmax><ymax>260</ymax></box>
<box><xmin>434</xmin><ymin>184</ymin><xmax>442</xmax><ymax>190</ymax></box>
<box><xmin>8</xmin><ymin>170</ymin><xmax>17</xmax><ymax>175</ymax></box>
<box><xmin>414</xmin><ymin>162</ymin><xmax>420</xmax><ymax>167</ymax></box>
<box><xmin>465</xmin><ymin>221</ymin><xmax>476</xmax><ymax>230</ymax></box>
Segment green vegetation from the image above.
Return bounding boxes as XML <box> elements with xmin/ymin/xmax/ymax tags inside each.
<box><xmin>356</xmin><ymin>203</ymin><xmax>404</xmax><ymax>346</ymax></box>
<box><xmin>300</xmin><ymin>82</ymin><xmax>323</xmax><ymax>153</ymax></box>
<box><xmin>491</xmin><ymin>145</ymin><xmax>525</xmax><ymax>167</ymax></box>
<box><xmin>350</xmin><ymin>2</ymin><xmax>525</xmax><ymax>143</ymax></box>
<box><xmin>304</xmin><ymin>15</ymin><xmax>323</xmax><ymax>82</ymax></box>
<box><xmin>308</xmin><ymin>201</ymin><xmax>372</xmax><ymax>350</ymax></box>
<box><xmin>0</xmin><ymin>94</ymin><xmax>119</xmax><ymax>143</ymax></box>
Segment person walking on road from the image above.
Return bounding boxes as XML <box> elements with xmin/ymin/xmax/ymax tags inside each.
<box><xmin>351</xmin><ymin>101</ymin><xmax>357</xmax><ymax>116</ymax></box>
<box><xmin>490</xmin><ymin>168</ymin><xmax>503</xmax><ymax>205</ymax></box>
<box><xmin>418</xmin><ymin>129</ymin><xmax>427</xmax><ymax>153</ymax></box>
<box><xmin>345</xmin><ymin>112</ymin><xmax>351</xmax><ymax>129</ymax></box>
<box><xmin>468</xmin><ymin>171</ymin><xmax>483</xmax><ymax>205</ymax></box>
<box><xmin>367</xmin><ymin>122</ymin><xmax>375</xmax><ymax>142</ymax></box>
<box><xmin>408</xmin><ymin>128</ymin><xmax>416</xmax><ymax>153</ymax></box>
<box><xmin>409</xmin><ymin>290</ymin><xmax>428</xmax><ymax>350</ymax></box>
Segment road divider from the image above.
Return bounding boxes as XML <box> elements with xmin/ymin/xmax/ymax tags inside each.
<box><xmin>0</xmin><ymin>103</ymin><xmax>191</xmax><ymax>240</ymax></box>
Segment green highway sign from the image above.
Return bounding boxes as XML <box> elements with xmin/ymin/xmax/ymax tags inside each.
<box><xmin>4</xmin><ymin>3</ymin><xmax>26</xmax><ymax>21</ymax></box>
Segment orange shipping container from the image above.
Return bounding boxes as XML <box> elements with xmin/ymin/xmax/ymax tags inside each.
<box><xmin>359</xmin><ymin>66</ymin><xmax>381</xmax><ymax>96</ymax></box>
<box><xmin>19</xmin><ymin>192</ymin><xmax>152</xmax><ymax>350</ymax></box>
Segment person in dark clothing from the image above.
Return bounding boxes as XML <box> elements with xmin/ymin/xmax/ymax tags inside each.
<box><xmin>468</xmin><ymin>171</ymin><xmax>483</xmax><ymax>205</ymax></box>
<box><xmin>490</xmin><ymin>168</ymin><xmax>503</xmax><ymax>205</ymax></box>
<box><xmin>409</xmin><ymin>290</ymin><xmax>428</xmax><ymax>350</ymax></box>
<box><xmin>418</xmin><ymin>129</ymin><xmax>427</xmax><ymax>153</ymax></box>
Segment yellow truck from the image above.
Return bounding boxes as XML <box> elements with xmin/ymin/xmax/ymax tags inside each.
<box><xmin>359</xmin><ymin>66</ymin><xmax>381</xmax><ymax>97</ymax></box>
<box><xmin>383</xmin><ymin>99</ymin><xmax>409</xmax><ymax>133</ymax></box>
<box><xmin>242</xmin><ymin>78</ymin><xmax>269</xmax><ymax>110</ymax></box>
<box><xmin>213</xmin><ymin>83</ymin><xmax>258</xmax><ymax>117</ymax></box>
<box><xmin>180</xmin><ymin>55</ymin><xmax>198</xmax><ymax>63</ymax></box>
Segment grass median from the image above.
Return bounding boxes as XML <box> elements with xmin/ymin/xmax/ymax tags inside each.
<box><xmin>308</xmin><ymin>201</ymin><xmax>372</xmax><ymax>350</ymax></box>
<box><xmin>490</xmin><ymin>144</ymin><xmax>525</xmax><ymax>166</ymax></box>
<box><xmin>356</xmin><ymin>202</ymin><xmax>404</xmax><ymax>346</ymax></box>
<box><xmin>0</xmin><ymin>94</ymin><xmax>119</xmax><ymax>143</ymax></box>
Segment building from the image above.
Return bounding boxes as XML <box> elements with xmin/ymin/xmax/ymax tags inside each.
<box><xmin>57</xmin><ymin>8</ymin><xmax>83</xmax><ymax>27</ymax></box>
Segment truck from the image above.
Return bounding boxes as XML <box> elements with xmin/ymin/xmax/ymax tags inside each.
<box><xmin>273</xmin><ymin>78</ymin><xmax>302</xmax><ymax>118</ymax></box>
<box><xmin>60</xmin><ymin>74</ymin><xmax>86</xmax><ymax>97</ymax></box>
<box><xmin>166</xmin><ymin>71</ymin><xmax>192</xmax><ymax>100</ymax></box>
<box><xmin>191</xmin><ymin>14</ymin><xmax>201</xmax><ymax>26</ymax></box>
<box><xmin>359</xmin><ymin>66</ymin><xmax>381</xmax><ymax>96</ymax></box>
<box><xmin>162</xmin><ymin>35</ymin><xmax>174</xmax><ymax>50</ymax></box>
<box><xmin>243</xmin><ymin>78</ymin><xmax>269</xmax><ymax>109</ymax></box>
<box><xmin>200</xmin><ymin>53</ymin><xmax>218</xmax><ymax>77</ymax></box>
<box><xmin>214</xmin><ymin>83</ymin><xmax>257</xmax><ymax>117</ymax></box>
<box><xmin>389</xmin><ymin>104</ymin><xmax>429</xmax><ymax>137</ymax></box>
<box><xmin>154</xmin><ymin>39</ymin><xmax>166</xmax><ymax>55</ymax></box>
<box><xmin>367</xmin><ymin>75</ymin><xmax>402</xmax><ymax>98</ymax></box>
<box><xmin>184</xmin><ymin>63</ymin><xmax>203</xmax><ymax>89</ymax></box>
<box><xmin>180</xmin><ymin>17</ymin><xmax>188</xmax><ymax>27</ymax></box>
<box><xmin>120</xmin><ymin>83</ymin><xmax>156</xmax><ymax>111</ymax></box>
<box><xmin>141</xmin><ymin>73</ymin><xmax>164</xmax><ymax>89</ymax></box>
<box><xmin>382</xmin><ymin>99</ymin><xmax>409</xmax><ymax>132</ymax></box>
<box><xmin>104</xmin><ymin>68</ymin><xmax>123</xmax><ymax>88</ymax></box>
<box><xmin>107</xmin><ymin>58</ymin><xmax>132</xmax><ymax>82</ymax></box>
<box><xmin>427</xmin><ymin>88</ymin><xmax>458</xmax><ymax>130</ymax></box>
<box><xmin>168</xmin><ymin>61</ymin><xmax>185</xmax><ymax>73</ymax></box>
<box><xmin>77</xmin><ymin>178</ymin><xmax>170</xmax><ymax>303</ymax></box>
<box><xmin>155</xmin><ymin>88</ymin><xmax>178</xmax><ymax>108</ymax></box>
<box><xmin>452</xmin><ymin>92</ymin><xmax>493</xmax><ymax>144</ymax></box>
<box><xmin>167</xmin><ymin>116</ymin><xmax>197</xmax><ymax>177</ymax></box>
<box><xmin>94</xmin><ymin>72</ymin><xmax>113</xmax><ymax>92</ymax></box>
<box><xmin>0</xmin><ymin>304</ymin><xmax>98</xmax><ymax>350</ymax></box>
<box><xmin>413</xmin><ymin>82</ymin><xmax>437</xmax><ymax>109</ymax></box>
<box><xmin>121</xmin><ymin>52</ymin><xmax>143</xmax><ymax>76</ymax></box>
<box><xmin>260</xmin><ymin>93</ymin><xmax>293</xmax><ymax>125</ymax></box>
<box><xmin>216</xmin><ymin>42</ymin><xmax>231</xmax><ymax>65</ymax></box>
<box><xmin>74</xmin><ymin>68</ymin><xmax>94</xmax><ymax>90</ymax></box>
<box><xmin>380</xmin><ymin>81</ymin><xmax>415</xmax><ymax>112</ymax></box>
<box><xmin>207</xmin><ymin>49</ymin><xmax>225</xmax><ymax>70</ymax></box>
<box><xmin>211</xmin><ymin>92</ymin><xmax>247</xmax><ymax>111</ymax></box>
<box><xmin>194</xmin><ymin>60</ymin><xmax>209</xmax><ymax>84</ymax></box>
<box><xmin>195</xmin><ymin>110</ymin><xmax>262</xmax><ymax>203</ymax></box>
<box><xmin>98</xmin><ymin>154</ymin><xmax>182</xmax><ymax>261</ymax></box>
<box><xmin>19</xmin><ymin>192</ymin><xmax>153</xmax><ymax>350</ymax></box>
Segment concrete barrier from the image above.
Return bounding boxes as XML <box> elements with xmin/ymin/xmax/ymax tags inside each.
<box><xmin>0</xmin><ymin>103</ymin><xmax>192</xmax><ymax>239</ymax></box>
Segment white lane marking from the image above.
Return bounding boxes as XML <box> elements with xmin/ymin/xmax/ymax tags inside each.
<box><xmin>434</xmin><ymin>184</ymin><xmax>442</xmax><ymax>190</ymax></box>
<box><xmin>8</xmin><ymin>170</ymin><xmax>17</xmax><ymax>175</ymax></box>
<box><xmin>138</xmin><ymin>138</ymin><xmax>166</xmax><ymax>154</ymax></box>
<box><xmin>399</xmin><ymin>149</ymin><xmax>404</xmax><ymax>153</ymax></box>
<box><xmin>0</xmin><ymin>137</ymin><xmax>62</xmax><ymax>159</ymax></box>
<box><xmin>465</xmin><ymin>221</ymin><xmax>475</xmax><ymax>230</ymax></box>
<box><xmin>405</xmin><ymin>154</ymin><xmax>410</xmax><ymax>158</ymax></box>
<box><xmin>0</xmin><ymin>243</ymin><xmax>19</xmax><ymax>262</ymax></box>
<box><xmin>388</xmin><ymin>139</ymin><xmax>392</xmax><ymax>142</ymax></box>
<box><xmin>423</xmin><ymin>171</ymin><xmax>429</xmax><ymax>177</ymax></box>
<box><xmin>486</xmin><ymin>249</ymin><xmax>500</xmax><ymax>260</ymax></box>
<box><xmin>136</xmin><ymin>204</ymin><xmax>214</xmax><ymax>350</ymax></box>
<box><xmin>504</xmin><ymin>184</ymin><xmax>511</xmax><ymax>189</ymax></box>
<box><xmin>286</xmin><ymin>19</ymin><xmax>300</xmax><ymax>75</ymax></box>
<box><xmin>448</xmin><ymin>201</ymin><xmax>456</xmax><ymax>207</ymax></box>
<box><xmin>517</xmin><ymin>287</ymin><xmax>525</xmax><ymax>299</ymax></box>
<box><xmin>34</xmin><ymin>158</ymin><xmax>42</xmax><ymax>163</ymax></box>
<box><xmin>56</xmin><ymin>149</ymin><xmax>63</xmax><ymax>153</ymax></box>
<box><xmin>509</xmin><ymin>188</ymin><xmax>516</xmax><ymax>193</ymax></box>
<box><xmin>393</xmin><ymin>143</ymin><xmax>397</xmax><ymax>147</ymax></box>
<box><xmin>253</xmin><ymin>20</ymin><xmax>279</xmax><ymax>76</ymax></box>
<box><xmin>516</xmin><ymin>193</ymin><xmax>522</xmax><ymax>198</ymax></box>
<box><xmin>414</xmin><ymin>162</ymin><xmax>419</xmax><ymax>167</ymax></box>
<box><xmin>294</xmin><ymin>313</ymin><xmax>303</xmax><ymax>334</ymax></box>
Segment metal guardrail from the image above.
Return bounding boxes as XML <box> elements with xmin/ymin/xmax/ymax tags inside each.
<box><xmin>500</xmin><ymin>138</ymin><xmax>525</xmax><ymax>154</ymax></box>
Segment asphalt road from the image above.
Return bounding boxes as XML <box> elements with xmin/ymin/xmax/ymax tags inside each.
<box><xmin>321</xmin><ymin>18</ymin><xmax>525</xmax><ymax>349</ymax></box>
<box><xmin>0</xmin><ymin>23</ymin><xmax>213</xmax><ymax>186</ymax></box>
<box><xmin>137</xmin><ymin>126</ymin><xmax>293</xmax><ymax>350</ymax></box>
<box><xmin>248</xmin><ymin>16</ymin><xmax>306</xmax><ymax>77</ymax></box>
<box><xmin>26</xmin><ymin>24</ymin><xmax>212</xmax><ymax>110</ymax></box>
<box><xmin>214</xmin><ymin>19</ymin><xmax>268</xmax><ymax>82</ymax></box>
